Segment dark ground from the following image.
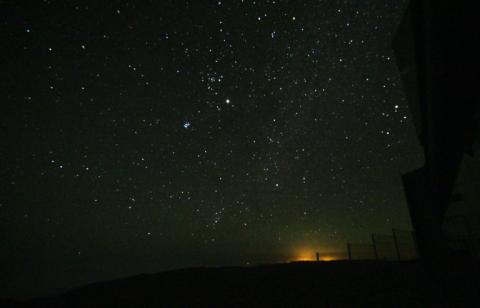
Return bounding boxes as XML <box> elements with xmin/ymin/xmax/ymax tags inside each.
<box><xmin>2</xmin><ymin>260</ymin><xmax>479</xmax><ymax>307</ymax></box>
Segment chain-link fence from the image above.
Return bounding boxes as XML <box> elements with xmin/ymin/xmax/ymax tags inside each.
<box><xmin>392</xmin><ymin>229</ymin><xmax>418</xmax><ymax>260</ymax></box>
<box><xmin>347</xmin><ymin>229</ymin><xmax>418</xmax><ymax>261</ymax></box>
<box><xmin>347</xmin><ymin>243</ymin><xmax>376</xmax><ymax>260</ymax></box>
<box><xmin>443</xmin><ymin>215</ymin><xmax>480</xmax><ymax>257</ymax></box>
<box><xmin>346</xmin><ymin>216</ymin><xmax>480</xmax><ymax>261</ymax></box>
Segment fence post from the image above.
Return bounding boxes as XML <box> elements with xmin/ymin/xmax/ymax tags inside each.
<box><xmin>371</xmin><ymin>234</ymin><xmax>379</xmax><ymax>261</ymax></box>
<box><xmin>347</xmin><ymin>243</ymin><xmax>352</xmax><ymax>261</ymax></box>
<box><xmin>392</xmin><ymin>229</ymin><xmax>402</xmax><ymax>260</ymax></box>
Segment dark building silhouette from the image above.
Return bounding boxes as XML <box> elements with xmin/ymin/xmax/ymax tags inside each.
<box><xmin>393</xmin><ymin>0</ymin><xmax>480</xmax><ymax>303</ymax></box>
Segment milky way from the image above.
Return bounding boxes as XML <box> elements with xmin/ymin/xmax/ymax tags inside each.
<box><xmin>2</xmin><ymin>0</ymin><xmax>422</xmax><ymax>297</ymax></box>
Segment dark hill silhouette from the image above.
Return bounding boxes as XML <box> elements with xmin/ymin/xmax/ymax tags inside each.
<box><xmin>6</xmin><ymin>260</ymin><xmax>477</xmax><ymax>307</ymax></box>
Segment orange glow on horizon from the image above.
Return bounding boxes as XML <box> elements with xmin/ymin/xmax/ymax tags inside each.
<box><xmin>290</xmin><ymin>248</ymin><xmax>341</xmax><ymax>262</ymax></box>
<box><xmin>319</xmin><ymin>256</ymin><xmax>336</xmax><ymax>261</ymax></box>
<box><xmin>291</xmin><ymin>249</ymin><xmax>316</xmax><ymax>262</ymax></box>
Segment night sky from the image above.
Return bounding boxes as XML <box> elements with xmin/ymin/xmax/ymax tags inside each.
<box><xmin>2</xmin><ymin>0</ymin><xmax>422</xmax><ymax>298</ymax></box>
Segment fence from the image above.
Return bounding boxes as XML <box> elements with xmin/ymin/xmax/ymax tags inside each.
<box><xmin>392</xmin><ymin>229</ymin><xmax>418</xmax><ymax>260</ymax></box>
<box><xmin>347</xmin><ymin>243</ymin><xmax>376</xmax><ymax>260</ymax></box>
<box><xmin>347</xmin><ymin>229</ymin><xmax>418</xmax><ymax>261</ymax></box>
<box><xmin>443</xmin><ymin>214</ymin><xmax>480</xmax><ymax>257</ymax></box>
<box><xmin>347</xmin><ymin>215</ymin><xmax>480</xmax><ymax>261</ymax></box>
